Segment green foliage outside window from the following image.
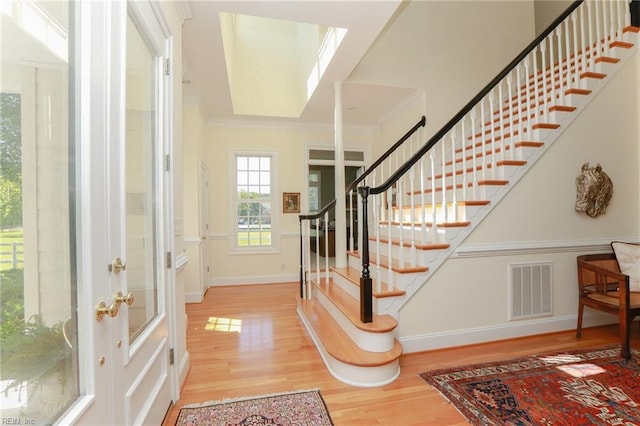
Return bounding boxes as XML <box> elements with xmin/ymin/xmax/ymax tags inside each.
<box><xmin>0</xmin><ymin>93</ymin><xmax>22</xmax><ymax>229</ymax></box>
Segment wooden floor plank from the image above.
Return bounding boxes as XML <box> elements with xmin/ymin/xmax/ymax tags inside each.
<box><xmin>163</xmin><ymin>282</ymin><xmax>636</xmax><ymax>426</ymax></box>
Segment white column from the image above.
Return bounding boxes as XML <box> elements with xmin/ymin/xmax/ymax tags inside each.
<box><xmin>334</xmin><ymin>81</ymin><xmax>347</xmax><ymax>267</ymax></box>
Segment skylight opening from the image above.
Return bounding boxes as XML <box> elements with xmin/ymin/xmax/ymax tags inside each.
<box><xmin>307</xmin><ymin>27</ymin><xmax>347</xmax><ymax>100</ymax></box>
<box><xmin>219</xmin><ymin>12</ymin><xmax>346</xmax><ymax>118</ymax></box>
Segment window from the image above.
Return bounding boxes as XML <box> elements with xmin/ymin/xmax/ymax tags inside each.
<box><xmin>234</xmin><ymin>154</ymin><xmax>275</xmax><ymax>249</ymax></box>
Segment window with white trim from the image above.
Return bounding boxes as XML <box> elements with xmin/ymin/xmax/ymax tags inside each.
<box><xmin>234</xmin><ymin>153</ymin><xmax>274</xmax><ymax>248</ymax></box>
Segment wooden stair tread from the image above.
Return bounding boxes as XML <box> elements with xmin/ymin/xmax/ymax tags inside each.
<box><xmin>313</xmin><ymin>278</ymin><xmax>398</xmax><ymax>333</ymax></box>
<box><xmin>331</xmin><ymin>266</ymin><xmax>406</xmax><ymax>298</ymax></box>
<box><xmin>429</xmin><ymin>161</ymin><xmax>527</xmax><ymax>179</ymax></box>
<box><xmin>414</xmin><ymin>180</ymin><xmax>508</xmax><ymax>194</ymax></box>
<box><xmin>393</xmin><ymin>200</ymin><xmax>490</xmax><ymax>208</ymax></box>
<box><xmin>370</xmin><ymin>236</ymin><xmax>450</xmax><ymax>252</ymax></box>
<box><xmin>298</xmin><ymin>298</ymin><xmax>403</xmax><ymax>367</ymax></box>
<box><xmin>350</xmin><ymin>250</ymin><xmax>429</xmax><ymax>273</ymax></box>
<box><xmin>379</xmin><ymin>220</ymin><xmax>470</xmax><ymax>228</ymax></box>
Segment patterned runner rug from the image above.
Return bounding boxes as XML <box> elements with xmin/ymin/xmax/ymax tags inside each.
<box><xmin>174</xmin><ymin>389</ymin><xmax>333</xmax><ymax>426</ymax></box>
<box><xmin>420</xmin><ymin>345</ymin><xmax>640</xmax><ymax>425</ymax></box>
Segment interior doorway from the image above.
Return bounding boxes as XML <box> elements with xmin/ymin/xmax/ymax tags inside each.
<box><xmin>306</xmin><ymin>148</ymin><xmax>366</xmax><ymax>261</ymax></box>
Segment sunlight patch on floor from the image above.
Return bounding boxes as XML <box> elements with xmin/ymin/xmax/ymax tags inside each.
<box><xmin>205</xmin><ymin>317</ymin><xmax>242</xmax><ymax>333</ymax></box>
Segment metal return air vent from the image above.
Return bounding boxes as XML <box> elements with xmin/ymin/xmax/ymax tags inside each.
<box><xmin>509</xmin><ymin>262</ymin><xmax>553</xmax><ymax>320</ymax></box>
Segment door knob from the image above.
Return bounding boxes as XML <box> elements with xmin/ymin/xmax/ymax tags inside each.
<box><xmin>95</xmin><ymin>301</ymin><xmax>119</xmax><ymax>321</ymax></box>
<box><xmin>110</xmin><ymin>257</ymin><xmax>127</xmax><ymax>273</ymax></box>
<box><xmin>114</xmin><ymin>291</ymin><xmax>135</xmax><ymax>306</ymax></box>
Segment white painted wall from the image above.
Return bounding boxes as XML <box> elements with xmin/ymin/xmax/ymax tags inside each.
<box><xmin>205</xmin><ymin>123</ymin><xmax>371</xmax><ymax>284</ymax></box>
<box><xmin>352</xmin><ymin>0</ymin><xmax>536</xmax><ymax>152</ymax></box>
<box><xmin>182</xmin><ymin>97</ymin><xmax>208</xmax><ymax>301</ymax></box>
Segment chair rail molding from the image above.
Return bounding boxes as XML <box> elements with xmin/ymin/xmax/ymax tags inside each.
<box><xmin>452</xmin><ymin>238</ymin><xmax>640</xmax><ymax>258</ymax></box>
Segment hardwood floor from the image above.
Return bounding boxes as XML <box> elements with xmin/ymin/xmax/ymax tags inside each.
<box><xmin>163</xmin><ymin>282</ymin><xmax>635</xmax><ymax>425</ymax></box>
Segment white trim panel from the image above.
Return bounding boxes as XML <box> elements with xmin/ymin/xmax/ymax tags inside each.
<box><xmin>209</xmin><ymin>273</ymin><xmax>298</xmax><ymax>286</ymax></box>
<box><xmin>124</xmin><ymin>338</ymin><xmax>169</xmax><ymax>425</ymax></box>
<box><xmin>400</xmin><ymin>312</ymin><xmax>617</xmax><ymax>354</ymax></box>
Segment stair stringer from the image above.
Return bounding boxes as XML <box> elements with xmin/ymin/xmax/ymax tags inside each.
<box><xmin>370</xmin><ymin>39</ymin><xmax>639</xmax><ymax>318</ymax></box>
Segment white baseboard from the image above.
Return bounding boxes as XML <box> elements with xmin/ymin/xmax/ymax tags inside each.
<box><xmin>400</xmin><ymin>312</ymin><xmax>617</xmax><ymax>353</ymax></box>
<box><xmin>209</xmin><ymin>273</ymin><xmax>298</xmax><ymax>286</ymax></box>
<box><xmin>185</xmin><ymin>292</ymin><xmax>203</xmax><ymax>303</ymax></box>
<box><xmin>178</xmin><ymin>350</ymin><xmax>190</xmax><ymax>397</ymax></box>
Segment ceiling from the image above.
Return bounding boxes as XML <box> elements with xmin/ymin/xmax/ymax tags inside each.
<box><xmin>181</xmin><ymin>0</ymin><xmax>420</xmax><ymax>128</ymax></box>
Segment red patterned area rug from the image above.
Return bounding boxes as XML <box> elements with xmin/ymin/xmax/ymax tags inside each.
<box><xmin>174</xmin><ymin>389</ymin><xmax>333</xmax><ymax>426</ymax></box>
<box><xmin>420</xmin><ymin>345</ymin><xmax>640</xmax><ymax>425</ymax></box>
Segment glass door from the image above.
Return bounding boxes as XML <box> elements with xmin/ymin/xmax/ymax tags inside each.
<box><xmin>0</xmin><ymin>1</ymin><xmax>80</xmax><ymax>422</ymax></box>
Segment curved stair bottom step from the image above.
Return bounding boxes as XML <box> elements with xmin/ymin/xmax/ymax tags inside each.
<box><xmin>297</xmin><ymin>305</ymin><xmax>401</xmax><ymax>387</ymax></box>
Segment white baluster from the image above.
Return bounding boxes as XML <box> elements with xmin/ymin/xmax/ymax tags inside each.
<box><xmin>587</xmin><ymin>1</ymin><xmax>594</xmax><ymax>69</ymax></box>
<box><xmin>548</xmin><ymin>33</ymin><xmax>557</xmax><ymax>105</ymax></box>
<box><xmin>602</xmin><ymin>0</ymin><xmax>611</xmax><ymax>55</ymax></box>
<box><xmin>516</xmin><ymin>64</ymin><xmax>525</xmax><ymax>140</ymax></box>
<box><xmin>531</xmin><ymin>47</ymin><xmax>539</xmax><ymax>127</ymax></box>
<box><xmin>480</xmin><ymin>100</ymin><xmax>488</xmax><ymax>180</ymax></box>
<box><xmin>580</xmin><ymin>5</ymin><xmax>588</xmax><ymax>74</ymax></box>
<box><xmin>540</xmin><ymin>43</ymin><xmax>547</xmax><ymax>119</ymax></box>
<box><xmin>450</xmin><ymin>129</ymin><xmax>458</xmax><ymax>222</ymax></box>
<box><xmin>397</xmin><ymin>179</ymin><xmax>405</xmax><ymax>271</ymax></box>
<box><xmin>386</xmin><ymin>188</ymin><xmax>393</xmax><ymax>289</ymax></box>
<box><xmin>429</xmin><ymin>152</ymin><xmax>437</xmax><ymax>242</ymax></box>
<box><xmin>609</xmin><ymin>0</ymin><xmax>615</xmax><ymax>44</ymax></box>
<box><xmin>624</xmin><ymin>0</ymin><xmax>631</xmax><ymax>28</ymax></box>
<box><xmin>307</xmin><ymin>221</ymin><xmax>313</xmax><ymax>299</ymax></box>
<box><xmin>420</xmin><ymin>157</ymin><xmax>426</xmax><ymax>245</ymax></box>
<box><xmin>348</xmin><ymin>190</ymin><xmax>358</xmax><ymax>250</ymax></box>
<box><xmin>323</xmin><ymin>212</ymin><xmax>329</xmax><ymax>283</ymax></box>
<box><xmin>497</xmin><ymin>82</ymin><xmax>505</xmax><ymax>162</ymax></box>
<box><xmin>572</xmin><ymin>12</ymin><xmax>580</xmax><ymax>88</ymax></box>
<box><xmin>314</xmin><ymin>218</ymin><xmax>320</xmax><ymax>284</ymax></box>
<box><xmin>564</xmin><ymin>21</ymin><xmax>573</xmax><ymax>89</ymax></box>
<box><xmin>470</xmin><ymin>107</ymin><xmax>479</xmax><ymax>199</ymax></box>
<box><xmin>440</xmin><ymin>139</ymin><xmax>447</xmax><ymax>223</ymax></box>
<box><xmin>374</xmin><ymin>193</ymin><xmax>381</xmax><ymax>294</ymax></box>
<box><xmin>556</xmin><ymin>27</ymin><xmax>565</xmax><ymax>104</ymax></box>
<box><xmin>409</xmin><ymin>166</ymin><xmax>416</xmax><ymax>267</ymax></box>
<box><xmin>595</xmin><ymin>0</ymin><xmax>603</xmax><ymax>58</ymax></box>
<box><xmin>460</xmin><ymin>119</ymin><xmax>468</xmax><ymax>198</ymax></box>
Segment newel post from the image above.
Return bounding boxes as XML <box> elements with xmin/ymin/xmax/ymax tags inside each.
<box><xmin>357</xmin><ymin>186</ymin><xmax>373</xmax><ymax>323</ymax></box>
<box><xmin>632</xmin><ymin>0</ymin><xmax>640</xmax><ymax>27</ymax></box>
<box><xmin>298</xmin><ymin>218</ymin><xmax>304</xmax><ymax>299</ymax></box>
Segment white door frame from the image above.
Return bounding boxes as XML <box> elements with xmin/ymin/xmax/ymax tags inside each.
<box><xmin>199</xmin><ymin>162</ymin><xmax>210</xmax><ymax>297</ymax></box>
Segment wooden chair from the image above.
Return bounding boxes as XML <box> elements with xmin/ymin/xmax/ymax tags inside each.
<box><xmin>577</xmin><ymin>253</ymin><xmax>640</xmax><ymax>360</ymax></box>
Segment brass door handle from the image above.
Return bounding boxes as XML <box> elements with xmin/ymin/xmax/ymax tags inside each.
<box><xmin>95</xmin><ymin>301</ymin><xmax>119</xmax><ymax>321</ymax></box>
<box><xmin>110</xmin><ymin>257</ymin><xmax>127</xmax><ymax>273</ymax></box>
<box><xmin>114</xmin><ymin>291</ymin><xmax>135</xmax><ymax>306</ymax></box>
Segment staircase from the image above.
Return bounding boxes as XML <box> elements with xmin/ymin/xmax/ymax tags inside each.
<box><xmin>297</xmin><ymin>0</ymin><xmax>640</xmax><ymax>387</ymax></box>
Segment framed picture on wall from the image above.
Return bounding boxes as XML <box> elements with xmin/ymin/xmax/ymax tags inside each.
<box><xmin>283</xmin><ymin>192</ymin><xmax>300</xmax><ymax>213</ymax></box>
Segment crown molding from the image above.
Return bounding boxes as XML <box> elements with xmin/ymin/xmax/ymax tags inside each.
<box><xmin>173</xmin><ymin>0</ymin><xmax>194</xmax><ymax>22</ymax></box>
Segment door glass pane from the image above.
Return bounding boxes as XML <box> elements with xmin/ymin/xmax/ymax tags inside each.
<box><xmin>0</xmin><ymin>0</ymin><xmax>79</xmax><ymax>422</ymax></box>
<box><xmin>125</xmin><ymin>14</ymin><xmax>159</xmax><ymax>342</ymax></box>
